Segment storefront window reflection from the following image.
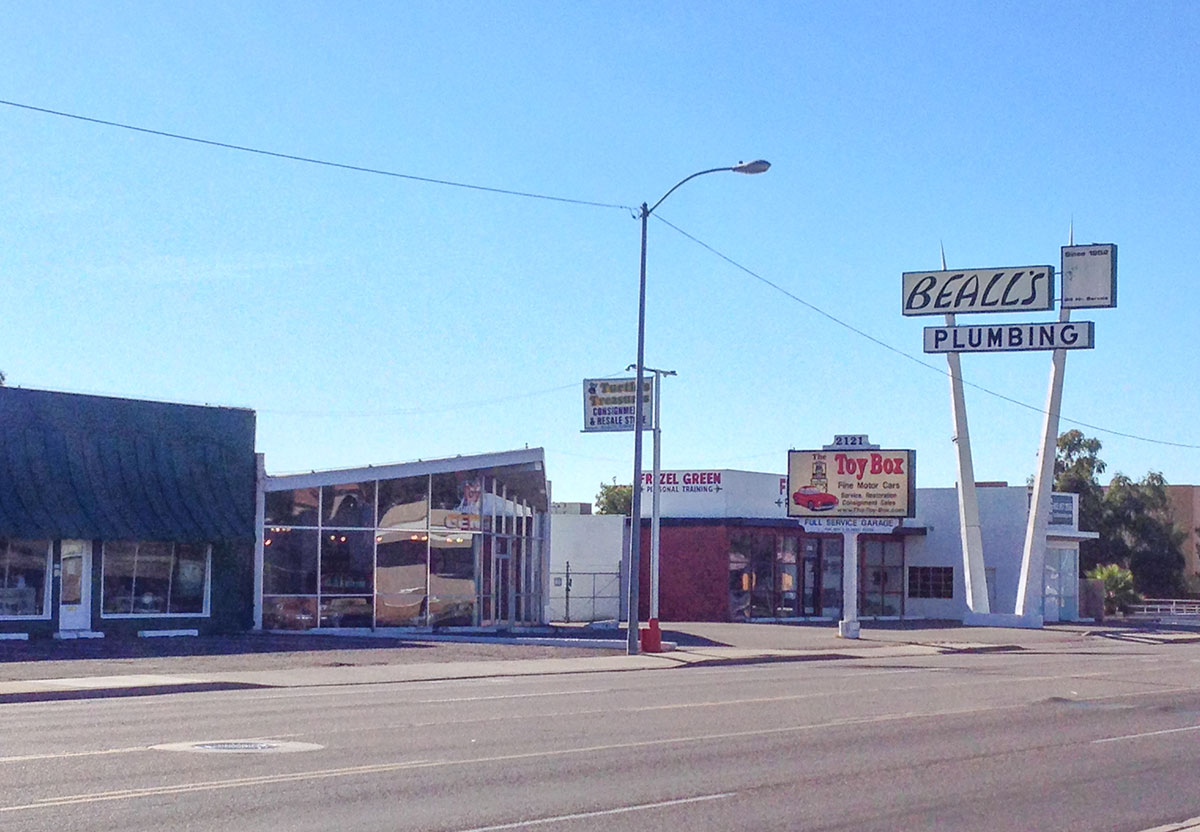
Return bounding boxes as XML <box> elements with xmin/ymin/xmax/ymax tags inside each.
<box><xmin>0</xmin><ymin>539</ymin><xmax>50</xmax><ymax>617</ymax></box>
<box><xmin>264</xmin><ymin>488</ymin><xmax>318</xmax><ymax>527</ymax></box>
<box><xmin>263</xmin><ymin>528</ymin><xmax>318</xmax><ymax>595</ymax></box>
<box><xmin>728</xmin><ymin>533</ymin><xmax>852</xmax><ymax>621</ymax></box>
<box><xmin>378</xmin><ymin>477</ymin><xmax>429</xmax><ymax>530</ymax></box>
<box><xmin>323</xmin><ymin>482</ymin><xmax>375</xmax><ymax>528</ymax></box>
<box><xmin>261</xmin><ymin>464</ymin><xmax>545</xmax><ymax>631</ymax></box>
<box><xmin>101</xmin><ymin>541</ymin><xmax>211</xmax><ymax>616</ymax></box>
<box><xmin>320</xmin><ymin>530</ymin><xmax>374</xmax><ymax>594</ymax></box>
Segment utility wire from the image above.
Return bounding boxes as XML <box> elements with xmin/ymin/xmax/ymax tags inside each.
<box><xmin>257</xmin><ymin>369</ymin><xmax>631</xmax><ymax>418</ymax></box>
<box><xmin>0</xmin><ymin>99</ymin><xmax>633</xmax><ymax>212</ymax></box>
<box><xmin>653</xmin><ymin>214</ymin><xmax>1199</xmax><ymax>451</ymax></box>
<box><xmin>7</xmin><ymin>101</ymin><xmax>1190</xmax><ymax>449</ymax></box>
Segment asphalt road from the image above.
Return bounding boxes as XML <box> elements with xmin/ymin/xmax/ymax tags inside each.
<box><xmin>4</xmin><ymin>636</ymin><xmax>1200</xmax><ymax>831</ymax></box>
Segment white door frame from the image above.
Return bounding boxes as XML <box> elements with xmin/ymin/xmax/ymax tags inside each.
<box><xmin>58</xmin><ymin>540</ymin><xmax>93</xmax><ymax>633</ymax></box>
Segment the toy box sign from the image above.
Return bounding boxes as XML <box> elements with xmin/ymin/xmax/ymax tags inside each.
<box><xmin>787</xmin><ymin>449</ymin><xmax>916</xmax><ymax>518</ymax></box>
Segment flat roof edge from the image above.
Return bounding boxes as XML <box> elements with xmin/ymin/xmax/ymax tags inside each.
<box><xmin>264</xmin><ymin>447</ymin><xmax>545</xmax><ymax>489</ymax></box>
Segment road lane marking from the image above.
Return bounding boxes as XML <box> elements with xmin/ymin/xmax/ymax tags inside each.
<box><xmin>2</xmin><ymin>760</ymin><xmax>433</xmax><ymax>811</ymax></box>
<box><xmin>1</xmin><ymin>671</ymin><xmax>1192</xmax><ymax>767</ymax></box>
<box><xmin>1137</xmin><ymin>815</ymin><xmax>1200</xmax><ymax>831</ymax></box>
<box><xmin>0</xmin><ymin>744</ymin><xmax>154</xmax><ymax>764</ymax></box>
<box><xmin>0</xmin><ymin>696</ymin><xmax>1170</xmax><ymax>814</ymax></box>
<box><xmin>1093</xmin><ymin>724</ymin><xmax>1200</xmax><ymax>744</ymax></box>
<box><xmin>451</xmin><ymin>792</ymin><xmax>736</xmax><ymax>831</ymax></box>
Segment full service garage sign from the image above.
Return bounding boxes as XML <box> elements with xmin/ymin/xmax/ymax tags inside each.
<box><xmin>788</xmin><ymin>449</ymin><xmax>916</xmax><ymax>518</ymax></box>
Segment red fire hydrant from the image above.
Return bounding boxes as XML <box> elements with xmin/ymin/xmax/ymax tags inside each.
<box><xmin>640</xmin><ymin>618</ymin><xmax>663</xmax><ymax>653</ymax></box>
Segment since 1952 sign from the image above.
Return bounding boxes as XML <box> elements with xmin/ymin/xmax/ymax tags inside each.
<box><xmin>788</xmin><ymin>449</ymin><xmax>916</xmax><ymax>519</ymax></box>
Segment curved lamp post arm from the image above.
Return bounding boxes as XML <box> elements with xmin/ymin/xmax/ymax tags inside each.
<box><xmin>646</xmin><ymin>167</ymin><xmax>733</xmax><ymax>216</ymax></box>
<box><xmin>645</xmin><ymin>160</ymin><xmax>769</xmax><ymax>217</ymax></box>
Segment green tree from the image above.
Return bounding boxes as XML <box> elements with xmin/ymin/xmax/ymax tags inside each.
<box><xmin>1097</xmin><ymin>472</ymin><xmax>1186</xmax><ymax>597</ymax></box>
<box><xmin>595</xmin><ymin>479</ymin><xmax>632</xmax><ymax>515</ymax></box>
<box><xmin>1053</xmin><ymin>429</ymin><xmax>1105</xmax><ymax>542</ymax></box>
<box><xmin>1051</xmin><ymin>431</ymin><xmax>1186</xmax><ymax>596</ymax></box>
<box><xmin>1085</xmin><ymin>563</ymin><xmax>1140</xmax><ymax>614</ymax></box>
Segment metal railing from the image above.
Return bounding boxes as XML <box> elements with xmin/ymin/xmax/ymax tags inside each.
<box><xmin>1127</xmin><ymin>599</ymin><xmax>1200</xmax><ymax>616</ymax></box>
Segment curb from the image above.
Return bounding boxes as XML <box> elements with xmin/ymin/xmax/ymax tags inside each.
<box><xmin>0</xmin><ymin>681</ymin><xmax>269</xmax><ymax>705</ymax></box>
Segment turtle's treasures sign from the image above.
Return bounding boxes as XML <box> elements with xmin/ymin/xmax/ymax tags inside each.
<box><xmin>787</xmin><ymin>449</ymin><xmax>916</xmax><ymax>518</ymax></box>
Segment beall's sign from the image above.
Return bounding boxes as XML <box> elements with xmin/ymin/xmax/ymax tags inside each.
<box><xmin>923</xmin><ymin>321</ymin><xmax>1095</xmax><ymax>353</ymax></box>
<box><xmin>902</xmin><ymin>266</ymin><xmax>1054</xmax><ymax>316</ymax></box>
<box><xmin>582</xmin><ymin>377</ymin><xmax>652</xmax><ymax>432</ymax></box>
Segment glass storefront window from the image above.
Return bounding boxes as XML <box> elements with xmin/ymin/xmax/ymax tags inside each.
<box><xmin>377</xmin><ymin>532</ymin><xmax>427</xmax><ymax>625</ymax></box>
<box><xmin>320</xmin><ymin>596</ymin><xmax>373</xmax><ymax>628</ymax></box>
<box><xmin>172</xmin><ymin>543</ymin><xmax>209</xmax><ymax>614</ymax></box>
<box><xmin>323</xmin><ymin>482</ymin><xmax>376</xmax><ymax>528</ymax></box>
<box><xmin>320</xmin><ymin>530</ymin><xmax>374</xmax><ymax>594</ymax></box>
<box><xmin>264</xmin><ymin>528</ymin><xmax>319</xmax><ymax>595</ymax></box>
<box><xmin>262</xmin><ymin>466</ymin><xmax>544</xmax><ymax>630</ymax></box>
<box><xmin>429</xmin><ymin>532</ymin><xmax>476</xmax><ymax>626</ymax></box>
<box><xmin>0</xmin><ymin>539</ymin><xmax>50</xmax><ymax>617</ymax></box>
<box><xmin>264</xmin><ymin>488</ymin><xmax>319</xmax><ymax>527</ymax></box>
<box><xmin>102</xmin><ymin>541</ymin><xmax>211</xmax><ymax>616</ymax></box>
<box><xmin>430</xmin><ymin>472</ymin><xmax>482</xmax><ymax>533</ymax></box>
<box><xmin>861</xmin><ymin>540</ymin><xmax>904</xmax><ymax>617</ymax></box>
<box><xmin>262</xmin><ymin>595</ymin><xmax>317</xmax><ymax>629</ymax></box>
<box><xmin>821</xmin><ymin>537</ymin><xmax>844</xmax><ymax>618</ymax></box>
<box><xmin>776</xmin><ymin>537</ymin><xmax>799</xmax><ymax>617</ymax></box>
<box><xmin>378</xmin><ymin>476</ymin><xmax>429</xmax><ymax>529</ymax></box>
<box><xmin>376</xmin><ymin>592</ymin><xmax>426</xmax><ymax>626</ymax></box>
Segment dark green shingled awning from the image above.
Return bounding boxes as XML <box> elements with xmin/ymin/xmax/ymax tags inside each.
<box><xmin>0</xmin><ymin>387</ymin><xmax>256</xmax><ymax>542</ymax></box>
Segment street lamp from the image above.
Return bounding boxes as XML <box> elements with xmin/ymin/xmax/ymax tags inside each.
<box><xmin>626</xmin><ymin>159</ymin><xmax>770</xmax><ymax>655</ymax></box>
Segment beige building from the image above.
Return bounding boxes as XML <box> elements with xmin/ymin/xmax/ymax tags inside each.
<box><xmin>1167</xmin><ymin>485</ymin><xmax>1200</xmax><ymax>583</ymax></box>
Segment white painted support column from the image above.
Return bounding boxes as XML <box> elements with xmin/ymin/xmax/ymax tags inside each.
<box><xmin>1016</xmin><ymin>305</ymin><xmax>1070</xmax><ymax>620</ymax></box>
<box><xmin>946</xmin><ymin>312</ymin><xmax>991</xmax><ymax>614</ymax></box>
<box><xmin>253</xmin><ymin>453</ymin><xmax>266</xmax><ymax>631</ymax></box>
<box><xmin>838</xmin><ymin>531</ymin><xmax>860</xmax><ymax>638</ymax></box>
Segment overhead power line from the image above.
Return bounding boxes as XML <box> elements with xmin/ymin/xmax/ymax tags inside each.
<box><xmin>653</xmin><ymin>214</ymin><xmax>1199</xmax><ymax>451</ymax></box>
<box><xmin>6</xmin><ymin>100</ymin><xmax>1190</xmax><ymax>450</ymax></box>
<box><xmin>0</xmin><ymin>99</ymin><xmax>633</xmax><ymax>212</ymax></box>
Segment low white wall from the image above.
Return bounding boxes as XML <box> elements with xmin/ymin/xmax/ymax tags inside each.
<box><xmin>547</xmin><ymin>514</ymin><xmax>625</xmax><ymax>622</ymax></box>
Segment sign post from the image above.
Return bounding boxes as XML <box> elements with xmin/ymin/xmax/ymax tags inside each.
<box><xmin>1016</xmin><ymin>243</ymin><xmax>1117</xmax><ymax>618</ymax></box>
<box><xmin>903</xmin><ymin>242</ymin><xmax>1115</xmax><ymax>625</ymax></box>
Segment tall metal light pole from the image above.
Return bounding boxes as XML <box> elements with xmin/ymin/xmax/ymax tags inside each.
<box><xmin>626</xmin><ymin>159</ymin><xmax>770</xmax><ymax>655</ymax></box>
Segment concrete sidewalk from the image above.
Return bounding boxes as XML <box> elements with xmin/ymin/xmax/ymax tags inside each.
<box><xmin>2</xmin><ymin>620</ymin><xmax>1197</xmax><ymax>704</ymax></box>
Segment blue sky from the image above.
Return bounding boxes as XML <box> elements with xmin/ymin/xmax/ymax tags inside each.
<box><xmin>1</xmin><ymin>1</ymin><xmax>1197</xmax><ymax>503</ymax></box>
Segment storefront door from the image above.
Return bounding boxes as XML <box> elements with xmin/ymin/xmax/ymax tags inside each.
<box><xmin>58</xmin><ymin>540</ymin><xmax>92</xmax><ymax>632</ymax></box>
<box><xmin>801</xmin><ymin>540</ymin><xmax>820</xmax><ymax>616</ymax></box>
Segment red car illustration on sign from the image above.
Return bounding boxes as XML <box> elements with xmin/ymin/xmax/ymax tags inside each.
<box><xmin>793</xmin><ymin>486</ymin><xmax>838</xmax><ymax>511</ymax></box>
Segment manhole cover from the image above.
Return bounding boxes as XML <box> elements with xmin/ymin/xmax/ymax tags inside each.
<box><xmin>154</xmin><ymin>739</ymin><xmax>323</xmax><ymax>754</ymax></box>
